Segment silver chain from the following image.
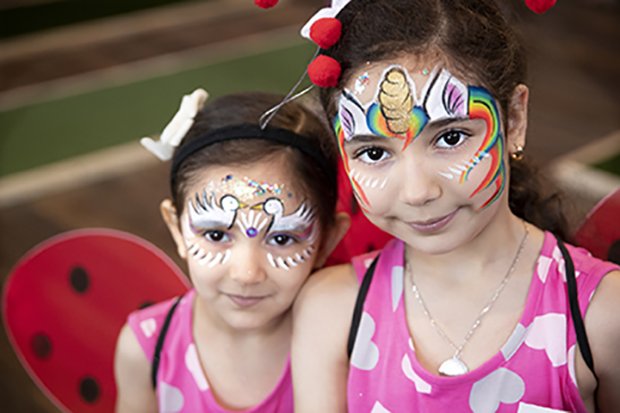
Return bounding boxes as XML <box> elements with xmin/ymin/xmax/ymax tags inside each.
<box><xmin>409</xmin><ymin>223</ymin><xmax>529</xmax><ymax>359</ymax></box>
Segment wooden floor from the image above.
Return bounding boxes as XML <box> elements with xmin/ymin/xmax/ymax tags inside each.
<box><xmin>0</xmin><ymin>0</ymin><xmax>618</xmax><ymax>411</ymax></box>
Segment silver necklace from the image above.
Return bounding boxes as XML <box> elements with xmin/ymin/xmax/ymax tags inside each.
<box><xmin>409</xmin><ymin>224</ymin><xmax>529</xmax><ymax>377</ymax></box>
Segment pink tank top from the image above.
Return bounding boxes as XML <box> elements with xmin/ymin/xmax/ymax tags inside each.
<box><xmin>348</xmin><ymin>232</ymin><xmax>618</xmax><ymax>413</ymax></box>
<box><xmin>127</xmin><ymin>289</ymin><xmax>293</xmax><ymax>413</ymax></box>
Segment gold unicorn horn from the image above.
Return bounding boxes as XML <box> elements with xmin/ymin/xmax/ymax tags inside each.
<box><xmin>378</xmin><ymin>68</ymin><xmax>414</xmax><ymax>135</ymax></box>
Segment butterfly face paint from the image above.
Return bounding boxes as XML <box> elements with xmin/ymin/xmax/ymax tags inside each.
<box><xmin>335</xmin><ymin>65</ymin><xmax>506</xmax><ymax>210</ymax></box>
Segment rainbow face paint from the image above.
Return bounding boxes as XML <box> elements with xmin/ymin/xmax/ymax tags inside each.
<box><xmin>336</xmin><ymin>66</ymin><xmax>506</xmax><ymax>210</ymax></box>
<box><xmin>336</xmin><ymin>67</ymin><xmax>470</xmax><ymax>207</ymax></box>
<box><xmin>436</xmin><ymin>87</ymin><xmax>505</xmax><ymax>208</ymax></box>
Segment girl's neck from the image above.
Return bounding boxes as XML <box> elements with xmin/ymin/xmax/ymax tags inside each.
<box><xmin>193</xmin><ymin>295</ymin><xmax>292</xmax><ymax>347</ymax></box>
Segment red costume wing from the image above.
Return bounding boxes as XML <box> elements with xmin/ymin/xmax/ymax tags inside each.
<box><xmin>2</xmin><ymin>228</ymin><xmax>190</xmax><ymax>413</ymax></box>
<box><xmin>574</xmin><ymin>188</ymin><xmax>620</xmax><ymax>265</ymax></box>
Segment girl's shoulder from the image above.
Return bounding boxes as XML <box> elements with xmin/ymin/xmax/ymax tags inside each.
<box><xmin>126</xmin><ymin>291</ymin><xmax>192</xmax><ymax>362</ymax></box>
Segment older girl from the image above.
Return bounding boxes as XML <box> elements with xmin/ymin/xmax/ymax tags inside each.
<box><xmin>292</xmin><ymin>0</ymin><xmax>620</xmax><ymax>412</ymax></box>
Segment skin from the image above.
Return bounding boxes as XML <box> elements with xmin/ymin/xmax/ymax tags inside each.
<box><xmin>114</xmin><ymin>153</ymin><xmax>349</xmax><ymax>413</ymax></box>
<box><xmin>292</xmin><ymin>55</ymin><xmax>620</xmax><ymax>412</ymax></box>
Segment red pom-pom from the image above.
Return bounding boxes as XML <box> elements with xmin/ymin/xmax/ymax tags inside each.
<box><xmin>254</xmin><ymin>0</ymin><xmax>279</xmax><ymax>9</ymax></box>
<box><xmin>308</xmin><ymin>55</ymin><xmax>342</xmax><ymax>88</ymax></box>
<box><xmin>310</xmin><ymin>18</ymin><xmax>342</xmax><ymax>49</ymax></box>
<box><xmin>524</xmin><ymin>0</ymin><xmax>557</xmax><ymax>14</ymax></box>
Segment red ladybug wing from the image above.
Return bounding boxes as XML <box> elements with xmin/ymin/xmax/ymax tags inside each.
<box><xmin>2</xmin><ymin>228</ymin><xmax>190</xmax><ymax>413</ymax></box>
<box><xmin>574</xmin><ymin>188</ymin><xmax>620</xmax><ymax>264</ymax></box>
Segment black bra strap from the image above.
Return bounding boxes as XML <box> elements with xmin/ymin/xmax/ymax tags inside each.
<box><xmin>555</xmin><ymin>234</ymin><xmax>596</xmax><ymax>378</ymax></box>
<box><xmin>347</xmin><ymin>255</ymin><xmax>380</xmax><ymax>359</ymax></box>
<box><xmin>151</xmin><ymin>295</ymin><xmax>183</xmax><ymax>389</ymax></box>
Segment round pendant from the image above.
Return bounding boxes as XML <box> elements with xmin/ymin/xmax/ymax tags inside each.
<box><xmin>438</xmin><ymin>357</ymin><xmax>469</xmax><ymax>377</ymax></box>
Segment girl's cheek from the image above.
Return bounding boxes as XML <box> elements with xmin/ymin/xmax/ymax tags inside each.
<box><xmin>347</xmin><ymin>167</ymin><xmax>396</xmax><ymax>215</ymax></box>
<box><xmin>435</xmin><ymin>148</ymin><xmax>507</xmax><ymax>210</ymax></box>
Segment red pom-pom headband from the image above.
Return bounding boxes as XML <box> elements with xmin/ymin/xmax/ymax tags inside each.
<box><xmin>256</xmin><ymin>0</ymin><xmax>558</xmax><ymax>89</ymax></box>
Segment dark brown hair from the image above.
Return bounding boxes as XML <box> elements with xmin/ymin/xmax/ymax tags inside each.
<box><xmin>319</xmin><ymin>0</ymin><xmax>569</xmax><ymax>239</ymax></box>
<box><xmin>171</xmin><ymin>92</ymin><xmax>339</xmax><ymax>232</ymax></box>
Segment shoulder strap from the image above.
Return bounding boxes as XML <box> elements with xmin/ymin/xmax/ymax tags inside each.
<box><xmin>555</xmin><ymin>235</ymin><xmax>596</xmax><ymax>378</ymax></box>
<box><xmin>151</xmin><ymin>295</ymin><xmax>183</xmax><ymax>389</ymax></box>
<box><xmin>347</xmin><ymin>255</ymin><xmax>380</xmax><ymax>359</ymax></box>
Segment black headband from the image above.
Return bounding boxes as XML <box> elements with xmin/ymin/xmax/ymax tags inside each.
<box><xmin>170</xmin><ymin>124</ymin><xmax>335</xmax><ymax>191</ymax></box>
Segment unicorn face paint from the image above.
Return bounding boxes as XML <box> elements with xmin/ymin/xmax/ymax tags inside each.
<box><xmin>336</xmin><ymin>63</ymin><xmax>506</xmax><ymax>212</ymax></box>
<box><xmin>177</xmin><ymin>160</ymin><xmax>322</xmax><ymax>331</ymax></box>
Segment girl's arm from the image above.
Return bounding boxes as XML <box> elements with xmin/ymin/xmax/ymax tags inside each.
<box><xmin>292</xmin><ymin>264</ymin><xmax>359</xmax><ymax>413</ymax></box>
<box><xmin>114</xmin><ymin>324</ymin><xmax>158</xmax><ymax>413</ymax></box>
<box><xmin>581</xmin><ymin>270</ymin><xmax>620</xmax><ymax>411</ymax></box>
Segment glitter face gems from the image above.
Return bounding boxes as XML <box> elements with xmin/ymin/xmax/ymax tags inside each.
<box><xmin>206</xmin><ymin>174</ymin><xmax>285</xmax><ymax>205</ymax></box>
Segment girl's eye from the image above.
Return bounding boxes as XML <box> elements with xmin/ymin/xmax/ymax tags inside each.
<box><xmin>355</xmin><ymin>147</ymin><xmax>390</xmax><ymax>164</ymax></box>
<box><xmin>435</xmin><ymin>130</ymin><xmax>471</xmax><ymax>149</ymax></box>
<box><xmin>205</xmin><ymin>230</ymin><xmax>229</xmax><ymax>243</ymax></box>
<box><xmin>267</xmin><ymin>234</ymin><xmax>296</xmax><ymax>247</ymax></box>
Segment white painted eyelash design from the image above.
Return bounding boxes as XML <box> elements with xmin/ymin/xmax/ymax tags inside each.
<box><xmin>349</xmin><ymin>169</ymin><xmax>388</xmax><ymax>190</ymax></box>
<box><xmin>187</xmin><ymin>243</ymin><xmax>231</xmax><ymax>268</ymax></box>
<box><xmin>266</xmin><ymin>245</ymin><xmax>316</xmax><ymax>271</ymax></box>
<box><xmin>236</xmin><ymin>209</ymin><xmax>270</xmax><ymax>238</ymax></box>
<box><xmin>438</xmin><ymin>152</ymin><xmax>490</xmax><ymax>181</ymax></box>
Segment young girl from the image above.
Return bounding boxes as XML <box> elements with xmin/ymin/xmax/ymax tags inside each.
<box><xmin>114</xmin><ymin>90</ymin><xmax>349</xmax><ymax>412</ymax></box>
<box><xmin>291</xmin><ymin>0</ymin><xmax>620</xmax><ymax>412</ymax></box>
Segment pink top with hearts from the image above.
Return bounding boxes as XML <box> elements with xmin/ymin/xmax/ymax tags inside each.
<box><xmin>127</xmin><ymin>289</ymin><xmax>293</xmax><ymax>413</ymax></box>
<box><xmin>348</xmin><ymin>232</ymin><xmax>618</xmax><ymax>413</ymax></box>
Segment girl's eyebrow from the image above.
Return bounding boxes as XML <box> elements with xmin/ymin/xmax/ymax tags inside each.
<box><xmin>425</xmin><ymin>116</ymin><xmax>470</xmax><ymax>130</ymax></box>
<box><xmin>343</xmin><ymin>134</ymin><xmax>386</xmax><ymax>146</ymax></box>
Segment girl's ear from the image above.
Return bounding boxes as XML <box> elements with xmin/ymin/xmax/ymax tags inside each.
<box><xmin>506</xmin><ymin>84</ymin><xmax>529</xmax><ymax>156</ymax></box>
<box><xmin>160</xmin><ymin>199</ymin><xmax>188</xmax><ymax>260</ymax></box>
<box><xmin>313</xmin><ymin>211</ymin><xmax>351</xmax><ymax>268</ymax></box>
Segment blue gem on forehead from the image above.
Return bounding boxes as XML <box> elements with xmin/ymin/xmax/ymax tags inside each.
<box><xmin>246</xmin><ymin>228</ymin><xmax>258</xmax><ymax>238</ymax></box>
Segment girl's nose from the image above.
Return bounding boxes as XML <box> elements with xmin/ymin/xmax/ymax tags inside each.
<box><xmin>229</xmin><ymin>244</ymin><xmax>267</xmax><ymax>285</ymax></box>
<box><xmin>398</xmin><ymin>154</ymin><xmax>442</xmax><ymax>207</ymax></box>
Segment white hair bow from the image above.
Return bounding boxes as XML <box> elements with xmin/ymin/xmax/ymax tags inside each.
<box><xmin>140</xmin><ymin>88</ymin><xmax>209</xmax><ymax>161</ymax></box>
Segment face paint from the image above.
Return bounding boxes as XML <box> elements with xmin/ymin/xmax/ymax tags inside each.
<box><xmin>349</xmin><ymin>168</ymin><xmax>389</xmax><ymax>190</ymax></box>
<box><xmin>236</xmin><ymin>209</ymin><xmax>271</xmax><ymax>239</ymax></box>
<box><xmin>260</xmin><ymin>198</ymin><xmax>319</xmax><ymax>272</ymax></box>
<box><xmin>464</xmin><ymin>87</ymin><xmax>506</xmax><ymax>208</ymax></box>
<box><xmin>188</xmin><ymin>192</ymin><xmax>241</xmax><ymax>231</ymax></box>
<box><xmin>354</xmin><ymin>72</ymin><xmax>370</xmax><ymax>95</ymax></box>
<box><xmin>335</xmin><ymin>67</ymin><xmax>466</xmax><ymax>207</ymax></box>
<box><xmin>267</xmin><ymin>245</ymin><xmax>316</xmax><ymax>271</ymax></box>
<box><xmin>203</xmin><ymin>174</ymin><xmax>285</xmax><ymax>205</ymax></box>
<box><xmin>187</xmin><ymin>242</ymin><xmax>232</xmax><ymax>267</ymax></box>
<box><xmin>336</xmin><ymin>65</ymin><xmax>506</xmax><ymax>210</ymax></box>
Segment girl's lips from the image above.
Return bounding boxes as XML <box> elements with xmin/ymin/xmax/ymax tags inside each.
<box><xmin>408</xmin><ymin>209</ymin><xmax>459</xmax><ymax>233</ymax></box>
<box><xmin>226</xmin><ymin>294</ymin><xmax>266</xmax><ymax>308</ymax></box>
